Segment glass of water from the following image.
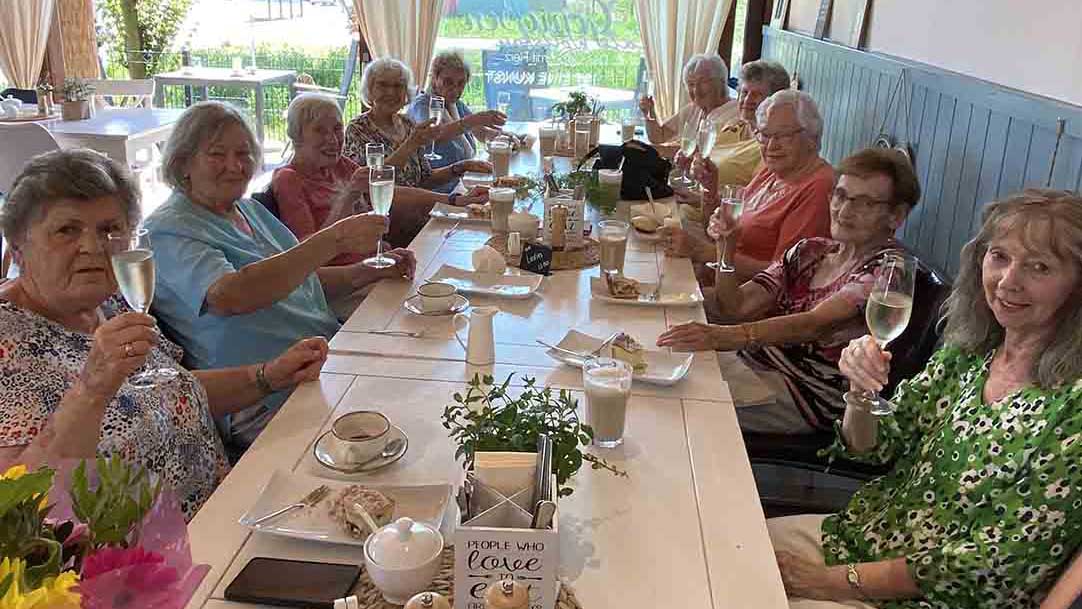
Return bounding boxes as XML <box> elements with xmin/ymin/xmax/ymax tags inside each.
<box><xmin>363</xmin><ymin>165</ymin><xmax>396</xmax><ymax>269</ymax></box>
<box><xmin>106</xmin><ymin>228</ymin><xmax>179</xmax><ymax>389</ymax></box>
<box><xmin>365</xmin><ymin>142</ymin><xmax>385</xmax><ymax>168</ymax></box>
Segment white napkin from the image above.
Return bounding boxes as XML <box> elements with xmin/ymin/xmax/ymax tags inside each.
<box><xmin>472</xmin><ymin>245</ymin><xmax>507</xmax><ymax>274</ymax></box>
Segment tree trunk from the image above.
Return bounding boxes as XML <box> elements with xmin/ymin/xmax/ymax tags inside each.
<box><xmin>119</xmin><ymin>0</ymin><xmax>146</xmax><ymax>79</ymax></box>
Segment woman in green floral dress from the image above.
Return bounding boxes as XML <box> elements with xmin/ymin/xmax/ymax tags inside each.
<box><xmin>766</xmin><ymin>189</ymin><xmax>1082</xmax><ymax>609</ymax></box>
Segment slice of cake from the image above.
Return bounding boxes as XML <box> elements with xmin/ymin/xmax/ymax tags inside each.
<box><xmin>329</xmin><ymin>485</ymin><xmax>396</xmax><ymax>539</ymax></box>
<box><xmin>610</xmin><ymin>332</ymin><xmax>647</xmax><ymax>374</ymax></box>
<box><xmin>604</xmin><ymin>273</ymin><xmax>640</xmax><ymax>299</ymax></box>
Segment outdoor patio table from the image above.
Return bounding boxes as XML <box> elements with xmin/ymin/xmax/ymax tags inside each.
<box><xmin>41</xmin><ymin>107</ymin><xmax>184</xmax><ymax>169</ymax></box>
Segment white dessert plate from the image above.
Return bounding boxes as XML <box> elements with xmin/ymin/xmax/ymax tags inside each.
<box><xmin>239</xmin><ymin>469</ymin><xmax>450</xmax><ymax>546</ymax></box>
<box><xmin>543</xmin><ymin>330</ymin><xmax>693</xmax><ymax>386</ymax></box>
<box><xmin>429</xmin><ymin>202</ymin><xmax>490</xmax><ymax>224</ymax></box>
<box><xmin>589</xmin><ymin>277</ymin><xmax>703</xmax><ymax>307</ymax></box>
<box><xmin>427</xmin><ymin>264</ymin><xmax>542</xmax><ymax>300</ymax></box>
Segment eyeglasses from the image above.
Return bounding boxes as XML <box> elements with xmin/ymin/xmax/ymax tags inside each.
<box><xmin>753</xmin><ymin>126</ymin><xmax>804</xmax><ymax>145</ymax></box>
<box><xmin>830</xmin><ymin>187</ymin><xmax>894</xmax><ymax>211</ymax></box>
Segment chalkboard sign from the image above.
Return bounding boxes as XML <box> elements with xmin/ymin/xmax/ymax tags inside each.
<box><xmin>482</xmin><ymin>44</ymin><xmax>549</xmax><ymax>121</ymax></box>
<box><xmin>519</xmin><ymin>242</ymin><xmax>552</xmax><ymax>276</ymax></box>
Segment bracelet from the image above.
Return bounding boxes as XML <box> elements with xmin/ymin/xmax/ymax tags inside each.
<box><xmin>741</xmin><ymin>323</ymin><xmax>759</xmax><ymax>350</ymax></box>
<box><xmin>255</xmin><ymin>363</ymin><xmax>275</xmax><ymax>395</ymax></box>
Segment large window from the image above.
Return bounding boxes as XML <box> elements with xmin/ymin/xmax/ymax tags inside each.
<box><xmin>435</xmin><ymin>0</ymin><xmax>645</xmax><ymax>121</ymax></box>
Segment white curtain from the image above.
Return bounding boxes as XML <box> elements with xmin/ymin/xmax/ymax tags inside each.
<box><xmin>0</xmin><ymin>0</ymin><xmax>55</xmax><ymax>89</ymax></box>
<box><xmin>354</xmin><ymin>0</ymin><xmax>445</xmax><ymax>91</ymax></box>
<box><xmin>635</xmin><ymin>0</ymin><xmax>733</xmax><ymax>120</ymax></box>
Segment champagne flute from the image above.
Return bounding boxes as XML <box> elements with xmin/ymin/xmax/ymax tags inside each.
<box><xmin>642</xmin><ymin>74</ymin><xmax>656</xmax><ymax>121</ymax></box>
<box><xmin>697</xmin><ymin>117</ymin><xmax>717</xmax><ymax>158</ymax></box>
<box><xmin>860</xmin><ymin>254</ymin><xmax>916</xmax><ymax>415</ymax></box>
<box><xmin>496</xmin><ymin>91</ymin><xmax>511</xmax><ymax>117</ymax></box>
<box><xmin>424</xmin><ymin>95</ymin><xmax>445</xmax><ymax>161</ymax></box>
<box><xmin>106</xmin><ymin>228</ymin><xmax>179</xmax><ymax>389</ymax></box>
<box><xmin>673</xmin><ymin>108</ymin><xmax>702</xmax><ymax>188</ymax></box>
<box><xmin>365</xmin><ymin>142</ymin><xmax>385</xmax><ymax>167</ymax></box>
<box><xmin>363</xmin><ymin>165</ymin><xmax>396</xmax><ymax>269</ymax></box>
<box><xmin>707</xmin><ymin>185</ymin><xmax>744</xmax><ymax>273</ymax></box>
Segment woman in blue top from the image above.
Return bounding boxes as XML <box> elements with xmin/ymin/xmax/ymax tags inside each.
<box><xmin>145</xmin><ymin>101</ymin><xmax>416</xmax><ymax>448</ymax></box>
<box><xmin>407</xmin><ymin>51</ymin><xmax>508</xmax><ymax>194</ymax></box>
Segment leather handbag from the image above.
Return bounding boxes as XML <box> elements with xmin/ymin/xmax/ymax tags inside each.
<box><xmin>576</xmin><ymin>139</ymin><xmax>673</xmax><ymax>200</ymax></box>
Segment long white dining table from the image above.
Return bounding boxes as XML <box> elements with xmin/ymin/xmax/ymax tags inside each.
<box><xmin>185</xmin><ymin>132</ymin><xmax>788</xmax><ymax>609</ymax></box>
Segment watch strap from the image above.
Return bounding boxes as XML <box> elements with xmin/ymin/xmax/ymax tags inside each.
<box><xmin>846</xmin><ymin>563</ymin><xmax>866</xmax><ymax>597</ymax></box>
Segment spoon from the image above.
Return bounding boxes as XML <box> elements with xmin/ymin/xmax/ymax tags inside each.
<box><xmin>350</xmin><ymin>438</ymin><xmax>406</xmax><ymax>470</ymax></box>
<box><xmin>350</xmin><ymin>501</ymin><xmax>381</xmax><ymax>536</ymax></box>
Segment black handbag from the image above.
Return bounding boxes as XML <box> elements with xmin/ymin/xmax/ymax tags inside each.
<box><xmin>576</xmin><ymin>140</ymin><xmax>674</xmax><ymax>200</ymax></box>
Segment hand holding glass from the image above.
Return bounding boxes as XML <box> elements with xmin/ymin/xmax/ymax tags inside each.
<box><xmin>106</xmin><ymin>229</ymin><xmax>179</xmax><ymax>388</ymax></box>
<box><xmin>859</xmin><ymin>254</ymin><xmax>916</xmax><ymax>415</ymax></box>
<box><xmin>424</xmin><ymin>95</ymin><xmax>445</xmax><ymax>161</ymax></box>
<box><xmin>363</xmin><ymin>165</ymin><xmax>396</xmax><ymax>269</ymax></box>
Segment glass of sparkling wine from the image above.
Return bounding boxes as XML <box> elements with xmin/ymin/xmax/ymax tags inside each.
<box><xmin>365</xmin><ymin>142</ymin><xmax>385</xmax><ymax>168</ymax></box>
<box><xmin>424</xmin><ymin>95</ymin><xmax>445</xmax><ymax>161</ymax></box>
<box><xmin>583</xmin><ymin>358</ymin><xmax>633</xmax><ymax>448</ymax></box>
<box><xmin>708</xmin><ymin>185</ymin><xmax>744</xmax><ymax>273</ymax></box>
<box><xmin>860</xmin><ymin>254</ymin><xmax>916</xmax><ymax>415</ymax></box>
<box><xmin>496</xmin><ymin>91</ymin><xmax>511</xmax><ymax>116</ymax></box>
<box><xmin>674</xmin><ymin>109</ymin><xmax>702</xmax><ymax>188</ymax></box>
<box><xmin>106</xmin><ymin>229</ymin><xmax>179</xmax><ymax>389</ymax></box>
<box><xmin>697</xmin><ymin>117</ymin><xmax>717</xmax><ymax>159</ymax></box>
<box><xmin>363</xmin><ymin>165</ymin><xmax>396</xmax><ymax>269</ymax></box>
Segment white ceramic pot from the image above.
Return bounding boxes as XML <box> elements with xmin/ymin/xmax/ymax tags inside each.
<box><xmin>364</xmin><ymin>517</ymin><xmax>444</xmax><ymax>604</ymax></box>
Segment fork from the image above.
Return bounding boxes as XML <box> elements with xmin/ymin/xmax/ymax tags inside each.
<box><xmin>250</xmin><ymin>485</ymin><xmax>330</xmax><ymax>526</ymax></box>
<box><xmin>361</xmin><ymin>330</ymin><xmax>426</xmax><ymax>338</ymax></box>
<box><xmin>537</xmin><ymin>332</ymin><xmax>621</xmax><ymax>361</ymax></box>
<box><xmin>646</xmin><ymin>270</ymin><xmax>664</xmax><ymax>302</ymax></box>
<box><xmin>443</xmin><ymin>221</ymin><xmax>463</xmax><ymax>240</ymax></box>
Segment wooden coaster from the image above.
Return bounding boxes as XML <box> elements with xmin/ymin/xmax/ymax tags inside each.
<box><xmin>485</xmin><ymin>235</ymin><xmax>600</xmax><ymax>270</ymax></box>
<box><xmin>350</xmin><ymin>546</ymin><xmax>585</xmax><ymax>608</ymax></box>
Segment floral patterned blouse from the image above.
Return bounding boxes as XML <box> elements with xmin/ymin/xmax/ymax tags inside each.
<box><xmin>342</xmin><ymin>112</ymin><xmax>431</xmax><ymax>188</ymax></box>
<box><xmin>821</xmin><ymin>345</ymin><xmax>1082</xmax><ymax>608</ymax></box>
<box><xmin>0</xmin><ymin>296</ymin><xmax>229</xmax><ymax>520</ymax></box>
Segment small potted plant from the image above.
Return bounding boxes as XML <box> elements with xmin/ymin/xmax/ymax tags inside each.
<box><xmin>61</xmin><ymin>77</ymin><xmax>95</xmax><ymax>121</ymax></box>
<box><xmin>551</xmin><ymin>91</ymin><xmax>606</xmax><ymax>153</ymax></box>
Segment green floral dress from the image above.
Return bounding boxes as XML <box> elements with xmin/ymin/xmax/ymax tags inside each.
<box><xmin>821</xmin><ymin>345</ymin><xmax>1082</xmax><ymax>608</ymax></box>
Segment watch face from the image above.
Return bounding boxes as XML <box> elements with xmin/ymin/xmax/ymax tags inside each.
<box><xmin>847</xmin><ymin>564</ymin><xmax>861</xmax><ymax>588</ymax></box>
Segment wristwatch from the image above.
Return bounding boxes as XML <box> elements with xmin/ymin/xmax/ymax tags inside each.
<box><xmin>846</xmin><ymin>564</ymin><xmax>866</xmax><ymax>597</ymax></box>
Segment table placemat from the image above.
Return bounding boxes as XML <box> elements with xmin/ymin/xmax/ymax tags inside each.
<box><xmin>485</xmin><ymin>236</ymin><xmax>599</xmax><ymax>271</ymax></box>
<box><xmin>350</xmin><ymin>546</ymin><xmax>584</xmax><ymax>609</ymax></box>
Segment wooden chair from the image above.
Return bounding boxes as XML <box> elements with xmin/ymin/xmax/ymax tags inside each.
<box><xmin>87</xmin><ymin>79</ymin><xmax>156</xmax><ymax>110</ymax></box>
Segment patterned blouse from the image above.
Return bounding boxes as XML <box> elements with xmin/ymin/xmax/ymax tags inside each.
<box><xmin>0</xmin><ymin>296</ymin><xmax>229</xmax><ymax>520</ymax></box>
<box><xmin>821</xmin><ymin>346</ymin><xmax>1082</xmax><ymax>608</ymax></box>
<box><xmin>741</xmin><ymin>238</ymin><xmax>904</xmax><ymax>429</ymax></box>
<box><xmin>343</xmin><ymin>112</ymin><xmax>431</xmax><ymax>188</ymax></box>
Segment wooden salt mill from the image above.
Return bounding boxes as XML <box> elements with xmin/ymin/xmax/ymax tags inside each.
<box><xmin>404</xmin><ymin>591</ymin><xmax>452</xmax><ymax>609</ymax></box>
<box><xmin>484</xmin><ymin>579</ymin><xmax>528</xmax><ymax>609</ymax></box>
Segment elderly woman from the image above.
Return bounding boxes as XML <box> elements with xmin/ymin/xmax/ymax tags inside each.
<box><xmin>766</xmin><ymin>189</ymin><xmax>1082</xmax><ymax>608</ymax></box>
<box><xmin>145</xmin><ymin>101</ymin><xmax>415</xmax><ymax>449</ymax></box>
<box><xmin>0</xmin><ymin>149</ymin><xmax>329</xmax><ymax>519</ymax></box>
<box><xmin>343</xmin><ymin>58</ymin><xmax>489</xmax><ymax>243</ymax></box>
<box><xmin>672</xmin><ymin>90</ymin><xmax>833</xmax><ymax>281</ymax></box>
<box><xmin>406</xmin><ymin>51</ymin><xmax>507</xmax><ymax>194</ymax></box>
<box><xmin>639</xmin><ymin>53</ymin><xmax>739</xmax><ymax>152</ymax></box>
<box><xmin>658</xmin><ymin>148</ymin><xmax>919</xmax><ymax>434</ymax></box>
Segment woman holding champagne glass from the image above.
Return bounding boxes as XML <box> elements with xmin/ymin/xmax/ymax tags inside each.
<box><xmin>638</xmin><ymin>53</ymin><xmax>737</xmax><ymax>157</ymax></box>
<box><xmin>767</xmin><ymin>189</ymin><xmax>1082</xmax><ymax>609</ymax></box>
<box><xmin>657</xmin><ymin>148</ymin><xmax>920</xmax><ymax>434</ymax></box>
<box><xmin>0</xmin><ymin>149</ymin><xmax>333</xmax><ymax>519</ymax></box>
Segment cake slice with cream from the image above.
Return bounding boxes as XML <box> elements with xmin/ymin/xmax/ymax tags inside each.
<box><xmin>609</xmin><ymin>332</ymin><xmax>647</xmax><ymax>374</ymax></box>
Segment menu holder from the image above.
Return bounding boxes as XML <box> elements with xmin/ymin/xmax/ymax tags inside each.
<box><xmin>455</xmin><ymin>476</ymin><xmax>559</xmax><ymax>609</ymax></box>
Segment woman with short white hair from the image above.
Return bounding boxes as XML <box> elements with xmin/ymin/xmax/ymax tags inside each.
<box><xmin>639</xmin><ymin>53</ymin><xmax>739</xmax><ymax>151</ymax></box>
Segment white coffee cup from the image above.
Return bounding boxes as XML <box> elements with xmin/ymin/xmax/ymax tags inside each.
<box><xmin>331</xmin><ymin>411</ymin><xmax>391</xmax><ymax>463</ymax></box>
<box><xmin>417</xmin><ymin>281</ymin><xmax>458</xmax><ymax>313</ymax></box>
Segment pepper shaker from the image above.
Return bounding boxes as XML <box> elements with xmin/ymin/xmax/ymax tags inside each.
<box><xmin>405</xmin><ymin>591</ymin><xmax>452</xmax><ymax>609</ymax></box>
<box><xmin>484</xmin><ymin>579</ymin><xmax>528</xmax><ymax>609</ymax></box>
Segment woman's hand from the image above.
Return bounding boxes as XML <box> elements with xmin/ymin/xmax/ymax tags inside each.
<box><xmin>465</xmin><ymin>110</ymin><xmax>507</xmax><ymax>131</ymax></box>
<box><xmin>707</xmin><ymin>205</ymin><xmax>741</xmax><ymax>240</ymax></box>
<box><xmin>326</xmin><ymin>213</ymin><xmax>388</xmax><ymax>256</ymax></box>
<box><xmin>264</xmin><ymin>337</ymin><xmax>329</xmax><ymax>390</ymax></box>
<box><xmin>656</xmin><ymin>321</ymin><xmax>741</xmax><ymax>351</ymax></box>
<box><xmin>839</xmin><ymin>335</ymin><xmax>893</xmax><ymax>393</ymax></box>
<box><xmin>454</xmin><ymin>159</ymin><xmax>493</xmax><ymax>175</ymax></box>
<box><xmin>80</xmin><ymin>313</ymin><xmax>160</xmax><ymax>400</ymax></box>
<box><xmin>456</xmin><ymin>186</ymin><xmax>490</xmax><ymax>207</ymax></box>
<box><xmin>638</xmin><ymin>95</ymin><xmax>656</xmax><ymax>118</ymax></box>
<box><xmin>348</xmin><ymin>166</ymin><xmax>371</xmax><ymax>193</ymax></box>
<box><xmin>376</xmin><ymin>247</ymin><xmax>417</xmax><ymax>280</ymax></box>
<box><xmin>673</xmin><ymin>150</ymin><xmax>692</xmax><ymax>171</ymax></box>
<box><xmin>776</xmin><ymin>552</ymin><xmax>848</xmax><ymax>601</ymax></box>
<box><xmin>407</xmin><ymin>118</ymin><xmax>439</xmax><ymax>149</ymax></box>
<box><xmin>692</xmin><ymin>157</ymin><xmax>719</xmax><ymax>198</ymax></box>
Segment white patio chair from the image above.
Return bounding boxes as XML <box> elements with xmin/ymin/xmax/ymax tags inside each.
<box><xmin>88</xmin><ymin>79</ymin><xmax>156</xmax><ymax>110</ymax></box>
<box><xmin>0</xmin><ymin>123</ymin><xmax>60</xmax><ymax>279</ymax></box>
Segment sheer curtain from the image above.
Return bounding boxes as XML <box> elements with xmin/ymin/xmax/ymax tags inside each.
<box><xmin>635</xmin><ymin>0</ymin><xmax>733</xmax><ymax>119</ymax></box>
<box><xmin>0</xmin><ymin>0</ymin><xmax>56</xmax><ymax>88</ymax></box>
<box><xmin>353</xmin><ymin>0</ymin><xmax>445</xmax><ymax>90</ymax></box>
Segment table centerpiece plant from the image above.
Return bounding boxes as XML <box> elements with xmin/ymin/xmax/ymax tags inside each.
<box><xmin>442</xmin><ymin>373</ymin><xmax>627</xmax><ymax>498</ymax></box>
<box><xmin>61</xmin><ymin>78</ymin><xmax>94</xmax><ymax>121</ymax></box>
<box><xmin>550</xmin><ymin>91</ymin><xmax>605</xmax><ymax>122</ymax></box>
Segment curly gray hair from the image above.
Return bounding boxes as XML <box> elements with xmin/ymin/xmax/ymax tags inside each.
<box><xmin>682</xmin><ymin>53</ymin><xmax>729</xmax><ymax>85</ymax></box>
<box><xmin>756</xmin><ymin>89</ymin><xmax>824</xmax><ymax>150</ymax></box>
<box><xmin>359</xmin><ymin>57</ymin><xmax>414</xmax><ymax>107</ymax></box>
<box><xmin>429</xmin><ymin>51</ymin><xmax>471</xmax><ymax>85</ymax></box>
<box><xmin>1</xmin><ymin>149</ymin><xmax>141</xmax><ymax>246</ymax></box>
<box><xmin>286</xmin><ymin>93</ymin><xmax>342</xmax><ymax>143</ymax></box>
<box><xmin>740</xmin><ymin>60</ymin><xmax>791</xmax><ymax>95</ymax></box>
<box><xmin>943</xmin><ymin>189</ymin><xmax>1082</xmax><ymax>388</ymax></box>
<box><xmin>161</xmin><ymin>101</ymin><xmax>262</xmax><ymax>191</ymax></box>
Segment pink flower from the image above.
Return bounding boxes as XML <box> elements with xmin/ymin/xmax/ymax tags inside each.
<box><xmin>81</xmin><ymin>547</ymin><xmax>179</xmax><ymax>590</ymax></box>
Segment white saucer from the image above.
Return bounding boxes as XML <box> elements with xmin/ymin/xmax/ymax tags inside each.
<box><xmin>314</xmin><ymin>424</ymin><xmax>409</xmax><ymax>474</ymax></box>
<box><xmin>403</xmin><ymin>293</ymin><xmax>470</xmax><ymax>316</ymax></box>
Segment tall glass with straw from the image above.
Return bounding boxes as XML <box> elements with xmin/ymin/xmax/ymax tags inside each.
<box><xmin>363</xmin><ymin>165</ymin><xmax>396</xmax><ymax>268</ymax></box>
<box><xmin>424</xmin><ymin>95</ymin><xmax>445</xmax><ymax>161</ymax></box>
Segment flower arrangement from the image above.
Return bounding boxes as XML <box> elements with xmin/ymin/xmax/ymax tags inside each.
<box><xmin>61</xmin><ymin>78</ymin><xmax>95</xmax><ymax>103</ymax></box>
<box><xmin>0</xmin><ymin>457</ymin><xmax>207</xmax><ymax>609</ymax></box>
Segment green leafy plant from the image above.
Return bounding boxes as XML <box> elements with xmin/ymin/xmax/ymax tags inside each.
<box><xmin>70</xmin><ymin>456</ymin><xmax>160</xmax><ymax>548</ymax></box>
<box><xmin>98</xmin><ymin>0</ymin><xmax>194</xmax><ymax>78</ymax></box>
<box><xmin>551</xmin><ymin>90</ymin><xmax>605</xmax><ymax>120</ymax></box>
<box><xmin>0</xmin><ymin>467</ymin><xmax>62</xmax><ymax>591</ymax></box>
<box><xmin>442</xmin><ymin>374</ymin><xmax>627</xmax><ymax>497</ymax></box>
<box><xmin>61</xmin><ymin>78</ymin><xmax>94</xmax><ymax>103</ymax></box>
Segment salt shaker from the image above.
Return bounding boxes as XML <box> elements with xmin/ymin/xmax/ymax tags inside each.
<box><xmin>484</xmin><ymin>579</ymin><xmax>528</xmax><ymax>609</ymax></box>
<box><xmin>507</xmin><ymin>232</ymin><xmax>522</xmax><ymax>257</ymax></box>
<box><xmin>405</xmin><ymin>591</ymin><xmax>452</xmax><ymax>609</ymax></box>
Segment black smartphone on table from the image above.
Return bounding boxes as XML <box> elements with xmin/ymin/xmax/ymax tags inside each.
<box><xmin>224</xmin><ymin>557</ymin><xmax>361</xmax><ymax>608</ymax></box>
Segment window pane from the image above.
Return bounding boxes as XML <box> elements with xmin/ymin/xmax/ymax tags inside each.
<box><xmin>436</xmin><ymin>0</ymin><xmax>645</xmax><ymax>122</ymax></box>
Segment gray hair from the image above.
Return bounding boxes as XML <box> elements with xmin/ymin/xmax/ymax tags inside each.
<box><xmin>740</xmin><ymin>60</ymin><xmax>790</xmax><ymax>95</ymax></box>
<box><xmin>286</xmin><ymin>93</ymin><xmax>342</xmax><ymax>143</ymax></box>
<box><xmin>1</xmin><ymin>149</ymin><xmax>141</xmax><ymax>245</ymax></box>
<box><xmin>360</xmin><ymin>57</ymin><xmax>414</xmax><ymax>107</ymax></box>
<box><xmin>161</xmin><ymin>101</ymin><xmax>262</xmax><ymax>191</ymax></box>
<box><xmin>942</xmin><ymin>189</ymin><xmax>1082</xmax><ymax>388</ymax></box>
<box><xmin>756</xmin><ymin>89</ymin><xmax>824</xmax><ymax>150</ymax></box>
<box><xmin>682</xmin><ymin>53</ymin><xmax>729</xmax><ymax>85</ymax></box>
<box><xmin>429</xmin><ymin>51</ymin><xmax>471</xmax><ymax>86</ymax></box>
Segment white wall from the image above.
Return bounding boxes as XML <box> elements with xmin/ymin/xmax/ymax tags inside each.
<box><xmin>863</xmin><ymin>0</ymin><xmax>1082</xmax><ymax>106</ymax></box>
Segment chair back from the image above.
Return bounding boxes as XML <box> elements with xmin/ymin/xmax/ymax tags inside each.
<box><xmin>250</xmin><ymin>186</ymin><xmax>280</xmax><ymax>219</ymax></box>
<box><xmin>0</xmin><ymin>123</ymin><xmax>61</xmax><ymax>194</ymax></box>
<box><xmin>87</xmin><ymin>79</ymin><xmax>155</xmax><ymax>109</ymax></box>
<box><xmin>884</xmin><ymin>257</ymin><xmax>952</xmax><ymax>395</ymax></box>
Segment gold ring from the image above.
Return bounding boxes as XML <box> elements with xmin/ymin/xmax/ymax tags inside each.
<box><xmin>124</xmin><ymin>343</ymin><xmax>135</xmax><ymax>358</ymax></box>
